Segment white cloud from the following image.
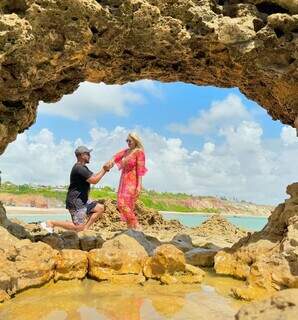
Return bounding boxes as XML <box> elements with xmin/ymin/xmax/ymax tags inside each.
<box><xmin>281</xmin><ymin>126</ymin><xmax>297</xmax><ymax>146</ymax></box>
<box><xmin>2</xmin><ymin>92</ymin><xmax>298</xmax><ymax>205</ymax></box>
<box><xmin>38</xmin><ymin>80</ymin><xmax>160</xmax><ymax>120</ymax></box>
<box><xmin>1</xmin><ymin>122</ymin><xmax>298</xmax><ymax>205</ymax></box>
<box><xmin>168</xmin><ymin>94</ymin><xmax>250</xmax><ymax>135</ymax></box>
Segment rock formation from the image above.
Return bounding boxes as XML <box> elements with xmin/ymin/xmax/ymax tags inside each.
<box><xmin>0</xmin><ymin>0</ymin><xmax>297</xmax><ymax>153</ymax></box>
<box><xmin>236</xmin><ymin>288</ymin><xmax>298</xmax><ymax>320</ymax></box>
<box><xmin>214</xmin><ymin>182</ymin><xmax>298</xmax><ymax>298</ymax></box>
<box><xmin>0</xmin><ymin>201</ymin><xmax>208</xmax><ymax>303</ymax></box>
<box><xmin>189</xmin><ymin>214</ymin><xmax>247</xmax><ymax>248</ymax></box>
<box><xmin>92</xmin><ymin>199</ymin><xmax>184</xmax><ymax>233</ymax></box>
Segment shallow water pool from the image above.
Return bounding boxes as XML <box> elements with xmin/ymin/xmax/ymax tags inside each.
<box><xmin>0</xmin><ymin>271</ymin><xmax>249</xmax><ymax>320</ymax></box>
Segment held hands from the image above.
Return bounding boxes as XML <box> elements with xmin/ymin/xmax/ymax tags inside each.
<box><xmin>103</xmin><ymin>160</ymin><xmax>114</xmax><ymax>172</ymax></box>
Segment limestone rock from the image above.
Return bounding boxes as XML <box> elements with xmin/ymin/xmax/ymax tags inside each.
<box><xmin>185</xmin><ymin>247</ymin><xmax>219</xmax><ymax>267</ymax></box>
<box><xmin>78</xmin><ymin>230</ymin><xmax>104</xmax><ymax>251</ymax></box>
<box><xmin>1</xmin><ymin>1</ymin><xmax>297</xmax><ymax>154</ymax></box>
<box><xmin>170</xmin><ymin>234</ymin><xmax>194</xmax><ymax>253</ymax></box>
<box><xmin>189</xmin><ymin>214</ymin><xmax>247</xmax><ymax>244</ymax></box>
<box><xmin>122</xmin><ymin>229</ymin><xmax>161</xmax><ymax>255</ymax></box>
<box><xmin>59</xmin><ymin>231</ymin><xmax>80</xmax><ymax>249</ymax></box>
<box><xmin>236</xmin><ymin>288</ymin><xmax>298</xmax><ymax>319</ymax></box>
<box><xmin>0</xmin><ymin>203</ymin><xmax>8</xmax><ymax>226</ymax></box>
<box><xmin>55</xmin><ymin>249</ymin><xmax>88</xmax><ymax>281</ymax></box>
<box><xmin>88</xmin><ymin>234</ymin><xmax>148</xmax><ymax>281</ymax></box>
<box><xmin>0</xmin><ymin>290</ymin><xmax>10</xmax><ymax>303</ymax></box>
<box><xmin>0</xmin><ymin>225</ymin><xmax>18</xmax><ymax>259</ymax></box>
<box><xmin>92</xmin><ymin>199</ymin><xmax>184</xmax><ymax>233</ymax></box>
<box><xmin>14</xmin><ymin>241</ymin><xmax>57</xmax><ymax>292</ymax></box>
<box><xmin>0</xmin><ymin>256</ymin><xmax>18</xmax><ymax>296</ymax></box>
<box><xmin>215</xmin><ymin>182</ymin><xmax>298</xmax><ymax>291</ymax></box>
<box><xmin>159</xmin><ymin>263</ymin><xmax>205</xmax><ymax>284</ymax></box>
<box><xmin>104</xmin><ymin>274</ymin><xmax>146</xmax><ymax>285</ymax></box>
<box><xmin>143</xmin><ymin>244</ymin><xmax>186</xmax><ymax>279</ymax></box>
<box><xmin>37</xmin><ymin>233</ymin><xmax>64</xmax><ymax>250</ymax></box>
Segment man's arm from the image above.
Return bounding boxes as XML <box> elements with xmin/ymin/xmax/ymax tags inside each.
<box><xmin>87</xmin><ymin>167</ymin><xmax>107</xmax><ymax>185</ymax></box>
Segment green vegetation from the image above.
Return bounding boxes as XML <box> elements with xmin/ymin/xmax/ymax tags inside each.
<box><xmin>0</xmin><ymin>182</ymin><xmax>220</xmax><ymax>213</ymax></box>
<box><xmin>0</xmin><ymin>182</ymin><xmax>67</xmax><ymax>202</ymax></box>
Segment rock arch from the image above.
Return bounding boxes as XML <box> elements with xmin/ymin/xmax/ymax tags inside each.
<box><xmin>0</xmin><ymin>0</ymin><xmax>297</xmax><ymax>154</ymax></box>
<box><xmin>0</xmin><ymin>0</ymin><xmax>298</xmax><ymax>298</ymax></box>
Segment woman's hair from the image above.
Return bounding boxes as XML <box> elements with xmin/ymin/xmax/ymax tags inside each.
<box><xmin>128</xmin><ymin>132</ymin><xmax>144</xmax><ymax>150</ymax></box>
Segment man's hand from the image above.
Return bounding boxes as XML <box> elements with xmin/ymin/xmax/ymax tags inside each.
<box><xmin>103</xmin><ymin>160</ymin><xmax>114</xmax><ymax>172</ymax></box>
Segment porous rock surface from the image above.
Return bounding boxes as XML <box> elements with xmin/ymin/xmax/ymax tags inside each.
<box><xmin>0</xmin><ymin>201</ymin><xmax>206</xmax><ymax>303</ymax></box>
<box><xmin>0</xmin><ymin>0</ymin><xmax>298</xmax><ymax>153</ymax></box>
<box><xmin>236</xmin><ymin>288</ymin><xmax>298</xmax><ymax>320</ymax></box>
<box><xmin>214</xmin><ymin>182</ymin><xmax>298</xmax><ymax>297</ymax></box>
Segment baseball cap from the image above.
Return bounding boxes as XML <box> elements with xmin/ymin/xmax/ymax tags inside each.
<box><xmin>75</xmin><ymin>146</ymin><xmax>93</xmax><ymax>156</ymax></box>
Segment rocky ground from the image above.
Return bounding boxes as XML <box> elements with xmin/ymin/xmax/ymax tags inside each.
<box><xmin>0</xmin><ymin>196</ymin><xmax>246</xmax><ymax>302</ymax></box>
<box><xmin>1</xmin><ymin>182</ymin><xmax>298</xmax><ymax>319</ymax></box>
<box><xmin>215</xmin><ymin>182</ymin><xmax>298</xmax><ymax>300</ymax></box>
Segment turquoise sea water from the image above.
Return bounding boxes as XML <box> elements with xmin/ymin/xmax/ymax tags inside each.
<box><xmin>162</xmin><ymin>213</ymin><xmax>268</xmax><ymax>231</ymax></box>
<box><xmin>7</xmin><ymin>211</ymin><xmax>268</xmax><ymax>231</ymax></box>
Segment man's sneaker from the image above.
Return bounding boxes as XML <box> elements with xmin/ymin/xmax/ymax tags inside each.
<box><xmin>40</xmin><ymin>221</ymin><xmax>53</xmax><ymax>234</ymax></box>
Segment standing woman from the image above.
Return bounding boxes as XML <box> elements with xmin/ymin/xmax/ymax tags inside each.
<box><xmin>110</xmin><ymin>133</ymin><xmax>147</xmax><ymax>229</ymax></box>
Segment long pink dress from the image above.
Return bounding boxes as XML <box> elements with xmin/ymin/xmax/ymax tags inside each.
<box><xmin>114</xmin><ymin>148</ymin><xmax>147</xmax><ymax>227</ymax></box>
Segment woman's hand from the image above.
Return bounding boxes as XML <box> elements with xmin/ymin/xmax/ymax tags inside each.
<box><xmin>136</xmin><ymin>184</ymin><xmax>142</xmax><ymax>198</ymax></box>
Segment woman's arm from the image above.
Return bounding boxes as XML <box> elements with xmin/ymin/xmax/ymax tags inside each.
<box><xmin>136</xmin><ymin>176</ymin><xmax>142</xmax><ymax>197</ymax></box>
<box><xmin>112</xmin><ymin>149</ymin><xmax>127</xmax><ymax>169</ymax></box>
<box><xmin>135</xmin><ymin>150</ymin><xmax>147</xmax><ymax>197</ymax></box>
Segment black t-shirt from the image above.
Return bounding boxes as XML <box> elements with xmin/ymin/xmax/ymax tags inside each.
<box><xmin>66</xmin><ymin>163</ymin><xmax>93</xmax><ymax>210</ymax></box>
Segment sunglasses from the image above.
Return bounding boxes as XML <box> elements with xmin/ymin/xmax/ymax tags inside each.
<box><xmin>126</xmin><ymin>139</ymin><xmax>132</xmax><ymax>143</ymax></box>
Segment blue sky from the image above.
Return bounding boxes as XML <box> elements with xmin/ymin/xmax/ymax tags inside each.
<box><xmin>31</xmin><ymin>81</ymin><xmax>283</xmax><ymax>150</ymax></box>
<box><xmin>0</xmin><ymin>80</ymin><xmax>297</xmax><ymax>205</ymax></box>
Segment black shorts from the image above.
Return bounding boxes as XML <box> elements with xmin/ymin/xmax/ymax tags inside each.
<box><xmin>69</xmin><ymin>200</ymin><xmax>97</xmax><ymax>225</ymax></box>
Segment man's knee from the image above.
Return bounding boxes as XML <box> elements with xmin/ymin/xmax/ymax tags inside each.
<box><xmin>94</xmin><ymin>203</ymin><xmax>104</xmax><ymax>214</ymax></box>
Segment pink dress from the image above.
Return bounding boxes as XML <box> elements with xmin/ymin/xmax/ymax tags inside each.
<box><xmin>114</xmin><ymin>148</ymin><xmax>147</xmax><ymax>227</ymax></box>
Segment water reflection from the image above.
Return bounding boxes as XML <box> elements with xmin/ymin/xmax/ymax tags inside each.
<box><xmin>0</xmin><ymin>276</ymin><xmax>245</xmax><ymax>320</ymax></box>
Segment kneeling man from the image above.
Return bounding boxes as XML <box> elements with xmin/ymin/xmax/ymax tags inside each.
<box><xmin>41</xmin><ymin>146</ymin><xmax>111</xmax><ymax>233</ymax></box>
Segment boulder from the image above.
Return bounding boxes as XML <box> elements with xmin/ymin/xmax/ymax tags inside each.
<box><xmin>55</xmin><ymin>249</ymin><xmax>88</xmax><ymax>281</ymax></box>
<box><xmin>0</xmin><ymin>203</ymin><xmax>8</xmax><ymax>226</ymax></box>
<box><xmin>0</xmin><ymin>256</ymin><xmax>18</xmax><ymax>297</ymax></box>
<box><xmin>189</xmin><ymin>214</ymin><xmax>247</xmax><ymax>245</ymax></box>
<box><xmin>14</xmin><ymin>241</ymin><xmax>57</xmax><ymax>292</ymax></box>
<box><xmin>59</xmin><ymin>231</ymin><xmax>80</xmax><ymax>249</ymax></box>
<box><xmin>215</xmin><ymin>183</ymin><xmax>298</xmax><ymax>291</ymax></box>
<box><xmin>88</xmin><ymin>234</ymin><xmax>148</xmax><ymax>281</ymax></box>
<box><xmin>104</xmin><ymin>274</ymin><xmax>146</xmax><ymax>285</ymax></box>
<box><xmin>122</xmin><ymin>229</ymin><xmax>161</xmax><ymax>255</ymax></box>
<box><xmin>236</xmin><ymin>289</ymin><xmax>298</xmax><ymax>320</ymax></box>
<box><xmin>185</xmin><ymin>247</ymin><xmax>219</xmax><ymax>267</ymax></box>
<box><xmin>0</xmin><ymin>226</ymin><xmax>18</xmax><ymax>259</ymax></box>
<box><xmin>78</xmin><ymin>230</ymin><xmax>104</xmax><ymax>251</ymax></box>
<box><xmin>37</xmin><ymin>234</ymin><xmax>64</xmax><ymax>250</ymax></box>
<box><xmin>170</xmin><ymin>234</ymin><xmax>194</xmax><ymax>252</ymax></box>
<box><xmin>0</xmin><ymin>290</ymin><xmax>10</xmax><ymax>303</ymax></box>
<box><xmin>143</xmin><ymin>244</ymin><xmax>186</xmax><ymax>279</ymax></box>
<box><xmin>92</xmin><ymin>199</ymin><xmax>184</xmax><ymax>233</ymax></box>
